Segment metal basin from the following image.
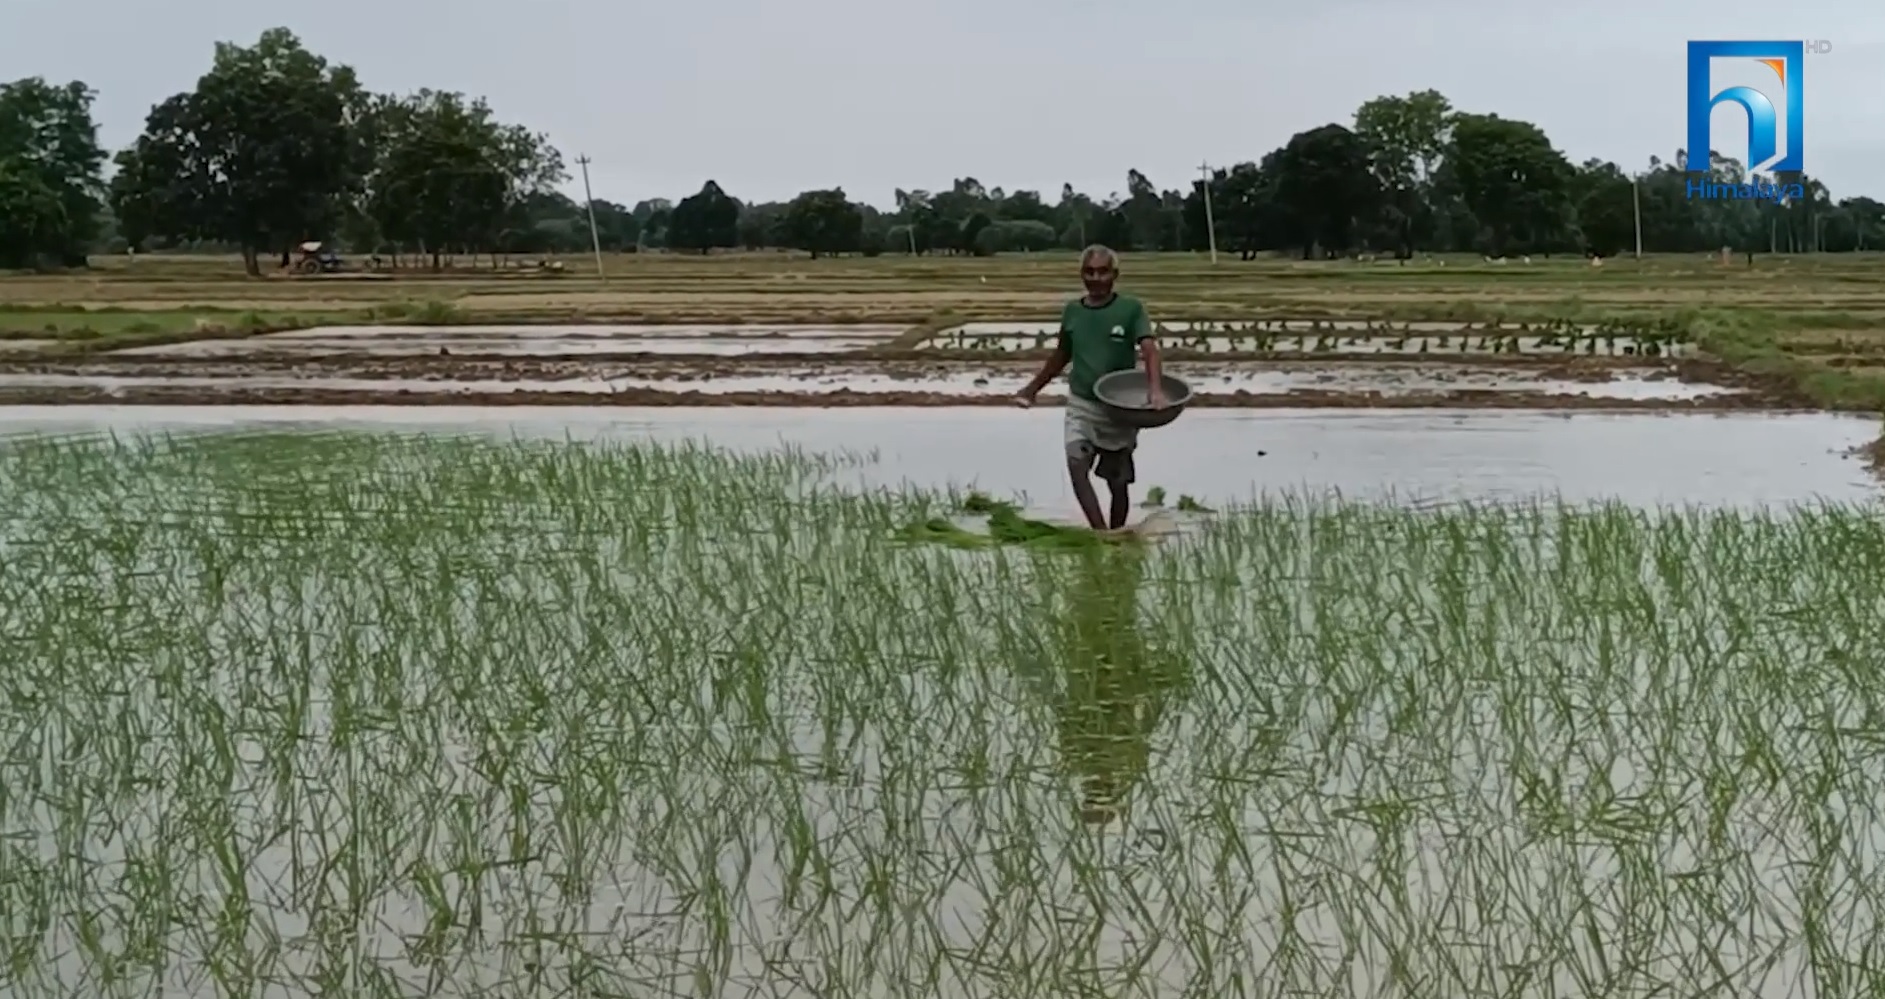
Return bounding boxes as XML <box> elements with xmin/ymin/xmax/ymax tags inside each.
<box><xmin>1092</xmin><ymin>370</ymin><xmax>1193</xmax><ymax>429</ymax></box>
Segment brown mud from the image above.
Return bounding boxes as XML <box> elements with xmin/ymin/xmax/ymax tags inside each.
<box><xmin>0</xmin><ymin>349</ymin><xmax>1736</xmax><ymax>376</ymax></box>
<box><xmin>10</xmin><ymin>345</ymin><xmax>1693</xmax><ymax>367</ymax></box>
<box><xmin>0</xmin><ymin>384</ymin><xmax>1797</xmax><ymax>410</ymax></box>
<box><xmin>0</xmin><ymin>335</ymin><xmax>1821</xmax><ymax>411</ymax></box>
<box><xmin>0</xmin><ymin>353</ymin><xmax>1661</xmax><ymax>381</ymax></box>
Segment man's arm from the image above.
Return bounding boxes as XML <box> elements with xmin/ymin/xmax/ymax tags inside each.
<box><xmin>1136</xmin><ymin>303</ymin><xmax>1166</xmax><ymax>407</ymax></box>
<box><xmin>1017</xmin><ymin>307</ymin><xmax>1074</xmax><ymax>404</ymax></box>
<box><xmin>1017</xmin><ymin>332</ymin><xmax>1071</xmax><ymax>402</ymax></box>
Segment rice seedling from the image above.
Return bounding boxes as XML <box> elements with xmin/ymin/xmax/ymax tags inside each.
<box><xmin>894</xmin><ymin>490</ymin><xmax>1132</xmax><ymax>550</ymax></box>
<box><xmin>3</xmin><ymin>430</ymin><xmax>1885</xmax><ymax>997</ymax></box>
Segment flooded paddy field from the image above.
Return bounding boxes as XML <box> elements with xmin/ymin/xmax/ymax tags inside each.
<box><xmin>0</xmin><ymin>359</ymin><xmax>1740</xmax><ymax>406</ymax></box>
<box><xmin>927</xmin><ymin>319</ymin><xmax>1690</xmax><ymax>357</ymax></box>
<box><xmin>114</xmin><ymin>323</ymin><xmax>908</xmax><ymax>358</ymax></box>
<box><xmin>0</xmin><ymin>321</ymin><xmax>1783</xmax><ymax>409</ymax></box>
<box><xmin>2</xmin><ymin>410</ymin><xmax>1882</xmax><ymax>998</ymax></box>
<box><xmin>1</xmin><ymin>406</ymin><xmax>1874</xmax><ymax>506</ymax></box>
<box><xmin>0</xmin><ymin>338</ymin><xmax>59</xmax><ymax>353</ymax></box>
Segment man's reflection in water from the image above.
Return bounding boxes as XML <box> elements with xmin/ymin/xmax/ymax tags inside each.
<box><xmin>1046</xmin><ymin>546</ymin><xmax>1189</xmax><ymax>826</ymax></box>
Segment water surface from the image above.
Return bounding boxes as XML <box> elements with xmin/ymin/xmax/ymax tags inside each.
<box><xmin>0</xmin><ymin>405</ymin><xmax>1872</xmax><ymax>508</ymax></box>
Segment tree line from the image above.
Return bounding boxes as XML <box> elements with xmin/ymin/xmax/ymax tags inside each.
<box><xmin>1</xmin><ymin>27</ymin><xmax>1880</xmax><ymax>271</ymax></box>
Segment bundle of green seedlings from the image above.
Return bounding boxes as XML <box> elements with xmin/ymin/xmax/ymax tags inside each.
<box><xmin>4</xmin><ymin>429</ymin><xmax>1885</xmax><ymax>998</ymax></box>
<box><xmin>894</xmin><ymin>490</ymin><xmax>1139</xmax><ymax>549</ymax></box>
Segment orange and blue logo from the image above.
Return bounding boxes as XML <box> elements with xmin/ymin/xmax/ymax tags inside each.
<box><xmin>1686</xmin><ymin>40</ymin><xmax>1804</xmax><ymax>174</ymax></box>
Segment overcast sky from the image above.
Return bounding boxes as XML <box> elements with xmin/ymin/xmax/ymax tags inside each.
<box><xmin>4</xmin><ymin>0</ymin><xmax>1880</xmax><ymax>208</ymax></box>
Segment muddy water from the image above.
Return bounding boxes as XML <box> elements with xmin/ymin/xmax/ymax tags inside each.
<box><xmin>263</xmin><ymin>323</ymin><xmax>907</xmax><ymax>339</ymax></box>
<box><xmin>933</xmin><ymin>320</ymin><xmax>1687</xmax><ymax>356</ymax></box>
<box><xmin>0</xmin><ymin>364</ymin><xmax>1736</xmax><ymax>401</ymax></box>
<box><xmin>0</xmin><ymin>339</ymin><xmax>58</xmax><ymax>353</ymax></box>
<box><xmin>929</xmin><ymin>331</ymin><xmax>1681</xmax><ymax>357</ymax></box>
<box><xmin>943</xmin><ymin>320</ymin><xmax>1582</xmax><ymax>335</ymax></box>
<box><xmin>116</xmin><ymin>324</ymin><xmax>907</xmax><ymax>358</ymax></box>
<box><xmin>1</xmin><ymin>405</ymin><xmax>1872</xmax><ymax>507</ymax></box>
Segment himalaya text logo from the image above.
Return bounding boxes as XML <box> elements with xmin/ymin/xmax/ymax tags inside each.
<box><xmin>1685</xmin><ymin>178</ymin><xmax>1804</xmax><ymax>203</ymax></box>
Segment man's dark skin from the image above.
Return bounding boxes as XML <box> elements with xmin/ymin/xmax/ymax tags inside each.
<box><xmin>1013</xmin><ymin>250</ymin><xmax>1164</xmax><ymax>531</ymax></box>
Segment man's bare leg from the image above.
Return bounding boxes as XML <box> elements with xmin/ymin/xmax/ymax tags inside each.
<box><xmin>1107</xmin><ymin>482</ymin><xmax>1131</xmax><ymax>530</ymax></box>
<box><xmin>1067</xmin><ymin>459</ymin><xmax>1108</xmax><ymax>530</ymax></box>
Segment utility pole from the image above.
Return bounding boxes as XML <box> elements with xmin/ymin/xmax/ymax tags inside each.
<box><xmin>1198</xmin><ymin>162</ymin><xmax>1219</xmax><ymax>263</ymax></box>
<box><xmin>576</xmin><ymin>154</ymin><xmax>605</xmax><ymax>279</ymax></box>
<box><xmin>1631</xmin><ymin>175</ymin><xmax>1643</xmax><ymax>259</ymax></box>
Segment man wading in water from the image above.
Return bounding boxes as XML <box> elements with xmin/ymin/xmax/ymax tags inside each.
<box><xmin>1013</xmin><ymin>245</ymin><xmax>1165</xmax><ymax>531</ymax></box>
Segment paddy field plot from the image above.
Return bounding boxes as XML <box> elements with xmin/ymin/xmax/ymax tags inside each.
<box><xmin>923</xmin><ymin>320</ymin><xmax>1691</xmax><ymax>358</ymax></box>
<box><xmin>2</xmin><ymin>426</ymin><xmax>1885</xmax><ymax>997</ymax></box>
<box><xmin>0</xmin><ymin>359</ymin><xmax>1734</xmax><ymax>403</ymax></box>
<box><xmin>0</xmin><ymin>316</ymin><xmax>1747</xmax><ymax>407</ymax></box>
<box><xmin>113</xmin><ymin>324</ymin><xmax>908</xmax><ymax>358</ymax></box>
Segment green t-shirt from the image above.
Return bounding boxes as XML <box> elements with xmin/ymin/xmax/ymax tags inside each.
<box><xmin>1060</xmin><ymin>294</ymin><xmax>1153</xmax><ymax>401</ymax></box>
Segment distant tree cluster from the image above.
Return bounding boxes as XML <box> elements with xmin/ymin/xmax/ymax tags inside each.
<box><xmin>1</xmin><ymin>29</ymin><xmax>582</xmax><ymax>273</ymax></box>
<box><xmin>1</xmin><ymin>33</ymin><xmax>1880</xmax><ymax>272</ymax></box>
<box><xmin>100</xmin><ymin>28</ymin><xmax>576</xmax><ymax>274</ymax></box>
<box><xmin>704</xmin><ymin>91</ymin><xmax>1881</xmax><ymax>259</ymax></box>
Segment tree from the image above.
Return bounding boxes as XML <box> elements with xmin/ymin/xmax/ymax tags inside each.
<box><xmin>997</xmin><ymin>189</ymin><xmax>1055</xmax><ymax>226</ymax></box>
<box><xmin>1354</xmin><ymin>89</ymin><xmax>1453</xmax><ymax>257</ymax></box>
<box><xmin>975</xmin><ymin>219</ymin><xmax>1058</xmax><ymax>254</ymax></box>
<box><xmin>108</xmin><ymin>28</ymin><xmax>368</xmax><ymax>275</ymax></box>
<box><xmin>1442</xmin><ymin>113</ymin><xmax>1574</xmax><ymax>256</ymax></box>
<box><xmin>0</xmin><ymin>78</ymin><xmax>106</xmax><ymax>266</ymax></box>
<box><xmin>1121</xmin><ymin>169</ymin><xmax>1165</xmax><ymax>250</ymax></box>
<box><xmin>924</xmin><ymin>178</ymin><xmax>994</xmax><ymax>253</ymax></box>
<box><xmin>1568</xmin><ymin>159</ymin><xmax>1635</xmax><ymax>256</ymax></box>
<box><xmin>856</xmin><ymin>204</ymin><xmax>890</xmax><ymax>256</ymax></box>
<box><xmin>0</xmin><ymin>157</ymin><xmax>68</xmax><ymax>268</ymax></box>
<box><xmin>68</xmin><ymin>50</ymin><xmax>1885</xmax><ymax>262</ymax></box>
<box><xmin>1091</xmin><ymin>204</ymin><xmax>1133</xmax><ymax>250</ymax></box>
<box><xmin>777</xmin><ymin>188</ymin><xmax>863</xmax><ymax>258</ymax></box>
<box><xmin>891</xmin><ymin>188</ymin><xmax>944</xmax><ymax>254</ymax></box>
<box><xmin>588</xmin><ymin>200</ymin><xmax>640</xmax><ymax>252</ymax></box>
<box><xmin>1056</xmin><ymin>183</ymin><xmax>1098</xmax><ymax>249</ymax></box>
<box><xmin>626</xmin><ymin>198</ymin><xmax>672</xmax><ymax>249</ymax></box>
<box><xmin>738</xmin><ymin>201</ymin><xmax>785</xmax><ymax>249</ymax></box>
<box><xmin>1829</xmin><ymin>197</ymin><xmax>1885</xmax><ymax>251</ymax></box>
<box><xmin>108</xmin><ymin>96</ymin><xmax>194</xmax><ymax>253</ymax></box>
<box><xmin>364</xmin><ymin>89</ymin><xmax>564</xmax><ymax>268</ymax></box>
<box><xmin>666</xmin><ymin>180</ymin><xmax>739</xmax><ymax>253</ymax></box>
<box><xmin>1273</xmin><ymin>124</ymin><xmax>1378</xmax><ymax>258</ymax></box>
<box><xmin>1184</xmin><ymin>160</ymin><xmax>1282</xmax><ymax>259</ymax></box>
<box><xmin>959</xmin><ymin>211</ymin><xmax>993</xmax><ymax>255</ymax></box>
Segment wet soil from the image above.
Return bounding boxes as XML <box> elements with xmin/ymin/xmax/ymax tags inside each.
<box><xmin>0</xmin><ymin>383</ymin><xmax>1795</xmax><ymax>410</ymax></box>
<box><xmin>0</xmin><ymin>332</ymin><xmax>1812</xmax><ymax>410</ymax></box>
<box><xmin>64</xmin><ymin>345</ymin><xmax>1698</xmax><ymax>366</ymax></box>
<box><xmin>0</xmin><ymin>353</ymin><xmax>1666</xmax><ymax>381</ymax></box>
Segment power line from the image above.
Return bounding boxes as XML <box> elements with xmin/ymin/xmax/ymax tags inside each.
<box><xmin>1198</xmin><ymin>162</ymin><xmax>1218</xmax><ymax>264</ymax></box>
<box><xmin>576</xmin><ymin>154</ymin><xmax>605</xmax><ymax>279</ymax></box>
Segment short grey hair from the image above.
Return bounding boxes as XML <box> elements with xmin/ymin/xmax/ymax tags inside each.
<box><xmin>1080</xmin><ymin>244</ymin><xmax>1119</xmax><ymax>268</ymax></box>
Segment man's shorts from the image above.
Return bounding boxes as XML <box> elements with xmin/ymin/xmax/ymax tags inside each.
<box><xmin>1064</xmin><ymin>394</ymin><xmax>1139</xmax><ymax>486</ymax></box>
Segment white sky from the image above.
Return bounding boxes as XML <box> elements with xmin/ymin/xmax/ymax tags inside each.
<box><xmin>4</xmin><ymin>0</ymin><xmax>1880</xmax><ymax>208</ymax></box>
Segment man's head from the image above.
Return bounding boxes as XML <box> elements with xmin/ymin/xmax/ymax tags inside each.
<box><xmin>1080</xmin><ymin>244</ymin><xmax>1118</xmax><ymax>299</ymax></box>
